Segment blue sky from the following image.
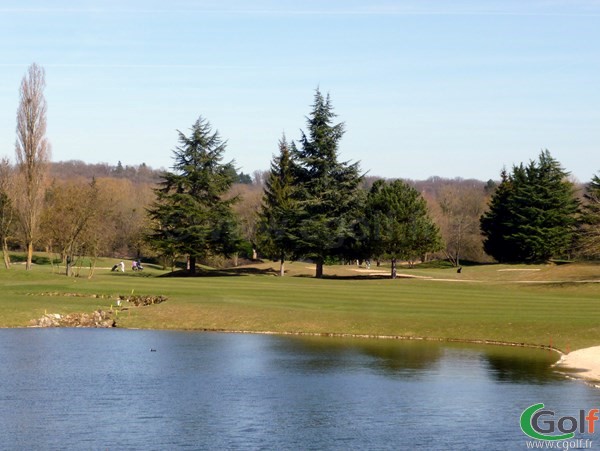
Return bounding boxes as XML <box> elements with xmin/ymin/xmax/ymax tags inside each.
<box><xmin>1</xmin><ymin>0</ymin><xmax>599</xmax><ymax>181</ymax></box>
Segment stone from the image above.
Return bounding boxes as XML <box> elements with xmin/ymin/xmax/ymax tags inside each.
<box><xmin>30</xmin><ymin>309</ymin><xmax>115</xmax><ymax>328</ymax></box>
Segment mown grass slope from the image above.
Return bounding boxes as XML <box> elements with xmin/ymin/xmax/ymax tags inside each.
<box><xmin>1</xmin><ymin>259</ymin><xmax>599</xmax><ymax>352</ymax></box>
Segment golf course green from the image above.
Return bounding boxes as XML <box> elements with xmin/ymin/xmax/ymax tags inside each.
<box><xmin>2</xmin><ymin>259</ymin><xmax>599</xmax><ymax>352</ymax></box>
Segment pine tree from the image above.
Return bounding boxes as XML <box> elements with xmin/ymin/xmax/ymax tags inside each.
<box><xmin>480</xmin><ymin>169</ymin><xmax>521</xmax><ymax>262</ymax></box>
<box><xmin>146</xmin><ymin>117</ymin><xmax>240</xmax><ymax>274</ymax></box>
<box><xmin>257</xmin><ymin>136</ymin><xmax>298</xmax><ymax>276</ymax></box>
<box><xmin>291</xmin><ymin>90</ymin><xmax>363</xmax><ymax>278</ymax></box>
<box><xmin>366</xmin><ymin>179</ymin><xmax>442</xmax><ymax>278</ymax></box>
<box><xmin>480</xmin><ymin>150</ymin><xmax>578</xmax><ymax>262</ymax></box>
<box><xmin>114</xmin><ymin>161</ymin><xmax>124</xmax><ymax>176</ymax></box>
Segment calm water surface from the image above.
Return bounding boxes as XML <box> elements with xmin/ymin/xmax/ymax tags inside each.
<box><xmin>1</xmin><ymin>329</ymin><xmax>599</xmax><ymax>450</ymax></box>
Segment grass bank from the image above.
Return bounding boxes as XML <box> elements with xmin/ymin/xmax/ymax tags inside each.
<box><xmin>1</xmin><ymin>260</ymin><xmax>599</xmax><ymax>352</ymax></box>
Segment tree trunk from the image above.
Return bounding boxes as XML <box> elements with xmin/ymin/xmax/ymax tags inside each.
<box><xmin>2</xmin><ymin>237</ymin><xmax>10</xmax><ymax>269</ymax></box>
<box><xmin>189</xmin><ymin>255</ymin><xmax>196</xmax><ymax>275</ymax></box>
<box><xmin>315</xmin><ymin>258</ymin><xmax>324</xmax><ymax>279</ymax></box>
<box><xmin>444</xmin><ymin>250</ymin><xmax>457</xmax><ymax>267</ymax></box>
<box><xmin>279</xmin><ymin>255</ymin><xmax>285</xmax><ymax>277</ymax></box>
<box><xmin>252</xmin><ymin>248</ymin><xmax>258</xmax><ymax>260</ymax></box>
<box><xmin>26</xmin><ymin>241</ymin><xmax>33</xmax><ymax>270</ymax></box>
<box><xmin>456</xmin><ymin>222</ymin><xmax>462</xmax><ymax>267</ymax></box>
<box><xmin>391</xmin><ymin>258</ymin><xmax>397</xmax><ymax>279</ymax></box>
<box><xmin>88</xmin><ymin>256</ymin><xmax>97</xmax><ymax>279</ymax></box>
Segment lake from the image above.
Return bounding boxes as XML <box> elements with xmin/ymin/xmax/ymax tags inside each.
<box><xmin>1</xmin><ymin>329</ymin><xmax>598</xmax><ymax>450</ymax></box>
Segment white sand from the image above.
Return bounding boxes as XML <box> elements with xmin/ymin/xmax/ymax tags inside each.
<box><xmin>497</xmin><ymin>268</ymin><xmax>541</xmax><ymax>272</ymax></box>
<box><xmin>556</xmin><ymin>346</ymin><xmax>600</xmax><ymax>382</ymax></box>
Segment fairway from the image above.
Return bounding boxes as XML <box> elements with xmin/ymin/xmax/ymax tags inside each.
<box><xmin>1</xmin><ymin>261</ymin><xmax>599</xmax><ymax>352</ymax></box>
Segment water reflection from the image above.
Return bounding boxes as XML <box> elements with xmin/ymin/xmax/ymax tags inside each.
<box><xmin>277</xmin><ymin>336</ymin><xmax>563</xmax><ymax>384</ymax></box>
<box><xmin>276</xmin><ymin>336</ymin><xmax>443</xmax><ymax>378</ymax></box>
<box><xmin>482</xmin><ymin>345</ymin><xmax>563</xmax><ymax>384</ymax></box>
<box><xmin>0</xmin><ymin>329</ymin><xmax>596</xmax><ymax>450</ymax></box>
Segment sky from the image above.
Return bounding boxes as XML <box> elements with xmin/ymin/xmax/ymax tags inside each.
<box><xmin>1</xmin><ymin>0</ymin><xmax>599</xmax><ymax>181</ymax></box>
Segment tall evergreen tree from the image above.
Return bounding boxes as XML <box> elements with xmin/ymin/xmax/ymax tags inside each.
<box><xmin>366</xmin><ymin>179</ymin><xmax>442</xmax><ymax>278</ymax></box>
<box><xmin>480</xmin><ymin>150</ymin><xmax>578</xmax><ymax>262</ymax></box>
<box><xmin>257</xmin><ymin>136</ymin><xmax>298</xmax><ymax>276</ymax></box>
<box><xmin>291</xmin><ymin>90</ymin><xmax>363</xmax><ymax>278</ymax></box>
<box><xmin>479</xmin><ymin>169</ymin><xmax>520</xmax><ymax>261</ymax></box>
<box><xmin>146</xmin><ymin>117</ymin><xmax>240</xmax><ymax>274</ymax></box>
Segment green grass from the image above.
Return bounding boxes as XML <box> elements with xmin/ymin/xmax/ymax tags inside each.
<box><xmin>2</xmin><ymin>259</ymin><xmax>600</xmax><ymax>352</ymax></box>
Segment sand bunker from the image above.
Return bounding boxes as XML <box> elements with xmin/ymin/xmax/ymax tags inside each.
<box><xmin>556</xmin><ymin>346</ymin><xmax>600</xmax><ymax>382</ymax></box>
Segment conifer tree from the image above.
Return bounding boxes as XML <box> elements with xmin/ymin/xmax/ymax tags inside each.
<box><xmin>257</xmin><ymin>136</ymin><xmax>298</xmax><ymax>276</ymax></box>
<box><xmin>146</xmin><ymin>117</ymin><xmax>240</xmax><ymax>274</ymax></box>
<box><xmin>366</xmin><ymin>179</ymin><xmax>441</xmax><ymax>278</ymax></box>
<box><xmin>480</xmin><ymin>150</ymin><xmax>578</xmax><ymax>262</ymax></box>
<box><xmin>479</xmin><ymin>169</ymin><xmax>520</xmax><ymax>261</ymax></box>
<box><xmin>291</xmin><ymin>90</ymin><xmax>363</xmax><ymax>278</ymax></box>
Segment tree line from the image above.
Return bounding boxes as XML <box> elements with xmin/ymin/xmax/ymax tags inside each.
<box><xmin>142</xmin><ymin>88</ymin><xmax>598</xmax><ymax>278</ymax></box>
<box><xmin>2</xmin><ymin>64</ymin><xmax>599</xmax><ymax>277</ymax></box>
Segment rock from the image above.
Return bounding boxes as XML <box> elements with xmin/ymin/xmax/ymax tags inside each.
<box><xmin>120</xmin><ymin>294</ymin><xmax>168</xmax><ymax>307</ymax></box>
<box><xmin>33</xmin><ymin>314</ymin><xmax>62</xmax><ymax>327</ymax></box>
<box><xmin>30</xmin><ymin>310</ymin><xmax>115</xmax><ymax>328</ymax></box>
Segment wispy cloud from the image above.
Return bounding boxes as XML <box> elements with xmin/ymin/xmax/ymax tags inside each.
<box><xmin>0</xmin><ymin>63</ymin><xmax>267</xmax><ymax>70</ymax></box>
<box><xmin>2</xmin><ymin>3</ymin><xmax>600</xmax><ymax>16</ymax></box>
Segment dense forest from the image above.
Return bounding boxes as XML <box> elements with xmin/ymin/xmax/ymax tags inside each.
<box><xmin>3</xmin><ymin>150</ymin><xmax>593</xmax><ymax>273</ymax></box>
<box><xmin>0</xmin><ymin>153</ymin><xmax>497</xmax><ymax>270</ymax></box>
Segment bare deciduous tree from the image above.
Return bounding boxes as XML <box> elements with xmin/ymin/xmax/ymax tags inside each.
<box><xmin>95</xmin><ymin>177</ymin><xmax>155</xmax><ymax>258</ymax></box>
<box><xmin>40</xmin><ymin>179</ymin><xmax>103</xmax><ymax>275</ymax></box>
<box><xmin>15</xmin><ymin>63</ymin><xmax>51</xmax><ymax>270</ymax></box>
<box><xmin>230</xmin><ymin>182</ymin><xmax>263</xmax><ymax>261</ymax></box>
<box><xmin>0</xmin><ymin>158</ymin><xmax>15</xmax><ymax>269</ymax></box>
<box><xmin>437</xmin><ymin>184</ymin><xmax>488</xmax><ymax>266</ymax></box>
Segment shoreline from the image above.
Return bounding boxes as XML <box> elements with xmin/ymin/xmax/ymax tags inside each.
<box><xmin>554</xmin><ymin>346</ymin><xmax>600</xmax><ymax>383</ymax></box>
<box><xmin>189</xmin><ymin>329</ymin><xmax>565</xmax><ymax>354</ymax></box>
<box><xmin>6</xmin><ymin>323</ymin><xmax>564</xmax><ymax>354</ymax></box>
<box><xmin>14</xmin><ymin>324</ymin><xmax>600</xmax><ymax>384</ymax></box>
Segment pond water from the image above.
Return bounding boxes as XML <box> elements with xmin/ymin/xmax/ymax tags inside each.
<box><xmin>0</xmin><ymin>329</ymin><xmax>599</xmax><ymax>450</ymax></box>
